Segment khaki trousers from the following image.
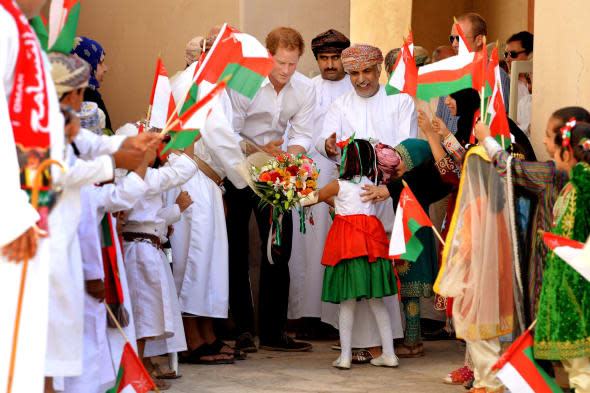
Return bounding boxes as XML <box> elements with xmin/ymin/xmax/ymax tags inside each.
<box><xmin>467</xmin><ymin>338</ymin><xmax>504</xmax><ymax>392</ymax></box>
<box><xmin>562</xmin><ymin>357</ymin><xmax>590</xmax><ymax>393</ymax></box>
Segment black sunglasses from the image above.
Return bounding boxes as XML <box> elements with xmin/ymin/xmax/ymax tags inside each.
<box><xmin>505</xmin><ymin>50</ymin><xmax>527</xmax><ymax>59</ymax></box>
<box><xmin>449</xmin><ymin>35</ymin><xmax>460</xmax><ymax>44</ymax></box>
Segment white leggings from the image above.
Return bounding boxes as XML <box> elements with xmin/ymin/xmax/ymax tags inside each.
<box><xmin>339</xmin><ymin>298</ymin><xmax>394</xmax><ymax>359</ymax></box>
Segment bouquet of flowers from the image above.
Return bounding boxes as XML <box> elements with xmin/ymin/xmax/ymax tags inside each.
<box><xmin>249</xmin><ymin>153</ymin><xmax>319</xmax><ymax>213</ymax></box>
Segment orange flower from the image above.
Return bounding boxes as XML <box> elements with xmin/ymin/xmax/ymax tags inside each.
<box><xmin>306</xmin><ymin>179</ymin><xmax>316</xmax><ymax>189</ymax></box>
<box><xmin>311</xmin><ymin>171</ymin><xmax>319</xmax><ymax>180</ymax></box>
<box><xmin>295</xmin><ymin>178</ymin><xmax>303</xmax><ymax>189</ymax></box>
<box><xmin>300</xmin><ymin>188</ymin><xmax>313</xmax><ymax>195</ymax></box>
<box><xmin>259</xmin><ymin>172</ymin><xmax>271</xmax><ymax>182</ymax></box>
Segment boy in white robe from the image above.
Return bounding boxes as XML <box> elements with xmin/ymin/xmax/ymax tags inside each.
<box><xmin>119</xmin><ymin>124</ymin><xmax>197</xmax><ymax>376</ymax></box>
<box><xmin>0</xmin><ymin>2</ymin><xmax>65</xmax><ymax>392</ymax></box>
<box><xmin>45</xmin><ymin>54</ymin><xmax>161</xmax><ymax>391</ymax></box>
<box><xmin>63</xmin><ymin>146</ymin><xmax>151</xmax><ymax>392</ymax></box>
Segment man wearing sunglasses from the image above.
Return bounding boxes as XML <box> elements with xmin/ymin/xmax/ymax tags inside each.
<box><xmin>437</xmin><ymin>13</ymin><xmax>511</xmax><ymax>136</ymax></box>
<box><xmin>505</xmin><ymin>31</ymin><xmax>534</xmax><ymax>74</ymax></box>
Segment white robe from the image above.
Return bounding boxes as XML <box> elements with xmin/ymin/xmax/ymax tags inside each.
<box><xmin>45</xmin><ymin>138</ymin><xmax>120</xmax><ymax>378</ymax></box>
<box><xmin>63</xmin><ymin>173</ymin><xmax>146</xmax><ymax>393</ymax></box>
<box><xmin>122</xmin><ymin>153</ymin><xmax>197</xmax><ymax>357</ymax></box>
<box><xmin>288</xmin><ymin>75</ymin><xmax>353</xmax><ymax>319</ymax></box>
<box><xmin>0</xmin><ymin>8</ymin><xmax>65</xmax><ymax>391</ymax></box>
<box><xmin>315</xmin><ymin>85</ymin><xmax>418</xmax><ymax>347</ymax></box>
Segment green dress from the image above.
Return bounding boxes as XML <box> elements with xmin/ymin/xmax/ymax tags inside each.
<box><xmin>534</xmin><ymin>162</ymin><xmax>590</xmax><ymax>360</ymax></box>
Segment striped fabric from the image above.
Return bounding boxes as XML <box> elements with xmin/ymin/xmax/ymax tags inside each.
<box><xmin>491</xmin><ymin>149</ymin><xmax>568</xmax><ymax>321</ymax></box>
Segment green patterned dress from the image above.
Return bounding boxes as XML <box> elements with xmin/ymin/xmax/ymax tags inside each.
<box><xmin>534</xmin><ymin>162</ymin><xmax>590</xmax><ymax>360</ymax></box>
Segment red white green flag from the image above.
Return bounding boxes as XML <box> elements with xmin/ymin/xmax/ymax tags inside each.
<box><xmin>386</xmin><ymin>30</ymin><xmax>417</xmax><ymax>96</ymax></box>
<box><xmin>106</xmin><ymin>343</ymin><xmax>154</xmax><ymax>393</ymax></box>
<box><xmin>161</xmin><ymin>78</ymin><xmax>227</xmax><ymax>154</ymax></box>
<box><xmin>542</xmin><ymin>232</ymin><xmax>589</xmax><ymax>282</ymax></box>
<box><xmin>454</xmin><ymin>18</ymin><xmax>472</xmax><ymax>56</ymax></box>
<box><xmin>415</xmin><ymin>51</ymin><xmax>475</xmax><ymax>101</ymax></box>
<box><xmin>194</xmin><ymin>23</ymin><xmax>274</xmax><ymax>99</ymax></box>
<box><xmin>148</xmin><ymin>58</ymin><xmax>176</xmax><ymax>129</ymax></box>
<box><xmin>47</xmin><ymin>0</ymin><xmax>81</xmax><ymax>54</ymax></box>
<box><xmin>484</xmin><ymin>46</ymin><xmax>511</xmax><ymax>147</ymax></box>
<box><xmin>492</xmin><ymin>329</ymin><xmax>563</xmax><ymax>393</ymax></box>
<box><xmin>389</xmin><ymin>185</ymin><xmax>434</xmax><ymax>262</ymax></box>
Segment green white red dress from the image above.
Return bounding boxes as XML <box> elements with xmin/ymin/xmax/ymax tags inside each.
<box><xmin>321</xmin><ymin>177</ymin><xmax>399</xmax><ymax>303</ymax></box>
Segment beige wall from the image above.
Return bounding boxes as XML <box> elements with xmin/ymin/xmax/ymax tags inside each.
<box><xmin>350</xmin><ymin>0</ymin><xmax>412</xmax><ymax>84</ymax></box>
<box><xmin>76</xmin><ymin>0</ymin><xmax>240</xmax><ymax>130</ymax></box>
<box><xmin>474</xmin><ymin>0</ymin><xmax>528</xmax><ymax>46</ymax></box>
<box><xmin>240</xmin><ymin>0</ymin><xmax>350</xmax><ymax>80</ymax></box>
<box><xmin>530</xmin><ymin>0</ymin><xmax>590</xmax><ymax>160</ymax></box>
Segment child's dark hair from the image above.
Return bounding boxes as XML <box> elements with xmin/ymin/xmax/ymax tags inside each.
<box><xmin>554</xmin><ymin>122</ymin><xmax>590</xmax><ymax>164</ymax></box>
<box><xmin>340</xmin><ymin>139</ymin><xmax>376</xmax><ymax>182</ymax></box>
<box><xmin>551</xmin><ymin>106</ymin><xmax>590</xmax><ymax>129</ymax></box>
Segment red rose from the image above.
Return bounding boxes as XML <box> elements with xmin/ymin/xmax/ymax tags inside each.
<box><xmin>270</xmin><ymin>171</ymin><xmax>281</xmax><ymax>182</ymax></box>
<box><xmin>286</xmin><ymin>166</ymin><xmax>299</xmax><ymax>176</ymax></box>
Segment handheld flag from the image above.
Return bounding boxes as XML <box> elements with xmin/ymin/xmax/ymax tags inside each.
<box><xmin>389</xmin><ymin>184</ymin><xmax>434</xmax><ymax>261</ymax></box>
<box><xmin>541</xmin><ymin>232</ymin><xmax>589</xmax><ymax>282</ymax></box>
<box><xmin>493</xmin><ymin>329</ymin><xmax>563</xmax><ymax>393</ymax></box>
<box><xmin>161</xmin><ymin>78</ymin><xmax>228</xmax><ymax>154</ymax></box>
<box><xmin>193</xmin><ymin>23</ymin><xmax>274</xmax><ymax>99</ymax></box>
<box><xmin>148</xmin><ymin>58</ymin><xmax>176</xmax><ymax>129</ymax></box>
<box><xmin>386</xmin><ymin>30</ymin><xmax>418</xmax><ymax>96</ymax></box>
<box><xmin>106</xmin><ymin>343</ymin><xmax>155</xmax><ymax>393</ymax></box>
<box><xmin>485</xmin><ymin>46</ymin><xmax>511</xmax><ymax>147</ymax></box>
<box><xmin>454</xmin><ymin>17</ymin><xmax>472</xmax><ymax>55</ymax></box>
<box><xmin>47</xmin><ymin>0</ymin><xmax>82</xmax><ymax>54</ymax></box>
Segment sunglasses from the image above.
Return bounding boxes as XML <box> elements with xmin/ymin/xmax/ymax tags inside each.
<box><xmin>449</xmin><ymin>35</ymin><xmax>460</xmax><ymax>44</ymax></box>
<box><xmin>505</xmin><ymin>50</ymin><xmax>527</xmax><ymax>59</ymax></box>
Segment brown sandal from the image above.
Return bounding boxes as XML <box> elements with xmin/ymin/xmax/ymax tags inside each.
<box><xmin>352</xmin><ymin>349</ymin><xmax>374</xmax><ymax>364</ymax></box>
<box><xmin>149</xmin><ymin>369</ymin><xmax>171</xmax><ymax>391</ymax></box>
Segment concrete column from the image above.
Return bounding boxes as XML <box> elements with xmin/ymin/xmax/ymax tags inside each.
<box><xmin>349</xmin><ymin>0</ymin><xmax>413</xmax><ymax>84</ymax></box>
<box><xmin>530</xmin><ymin>0</ymin><xmax>590</xmax><ymax>159</ymax></box>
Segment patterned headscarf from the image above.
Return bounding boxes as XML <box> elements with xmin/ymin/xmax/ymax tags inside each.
<box><xmin>311</xmin><ymin>29</ymin><xmax>350</xmax><ymax>59</ymax></box>
<box><xmin>72</xmin><ymin>36</ymin><xmax>105</xmax><ymax>91</ymax></box>
<box><xmin>393</xmin><ymin>139</ymin><xmax>432</xmax><ymax>171</ymax></box>
<box><xmin>48</xmin><ymin>52</ymin><xmax>90</xmax><ymax>97</ymax></box>
<box><xmin>341</xmin><ymin>44</ymin><xmax>383</xmax><ymax>72</ymax></box>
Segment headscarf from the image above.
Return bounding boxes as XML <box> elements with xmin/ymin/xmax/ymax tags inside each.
<box><xmin>375</xmin><ymin>143</ymin><xmax>401</xmax><ymax>184</ymax></box>
<box><xmin>450</xmin><ymin>88</ymin><xmax>480</xmax><ymax>146</ymax></box>
<box><xmin>341</xmin><ymin>44</ymin><xmax>383</xmax><ymax>72</ymax></box>
<box><xmin>48</xmin><ymin>52</ymin><xmax>90</xmax><ymax>97</ymax></box>
<box><xmin>72</xmin><ymin>36</ymin><xmax>105</xmax><ymax>91</ymax></box>
<box><xmin>311</xmin><ymin>29</ymin><xmax>350</xmax><ymax>59</ymax></box>
<box><xmin>414</xmin><ymin>46</ymin><xmax>430</xmax><ymax>66</ymax></box>
<box><xmin>384</xmin><ymin>48</ymin><xmax>400</xmax><ymax>74</ymax></box>
<box><xmin>393</xmin><ymin>139</ymin><xmax>432</xmax><ymax>171</ymax></box>
<box><xmin>185</xmin><ymin>36</ymin><xmax>203</xmax><ymax>66</ymax></box>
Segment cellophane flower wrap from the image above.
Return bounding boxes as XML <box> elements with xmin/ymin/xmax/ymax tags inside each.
<box><xmin>249</xmin><ymin>153</ymin><xmax>319</xmax><ymax>214</ymax></box>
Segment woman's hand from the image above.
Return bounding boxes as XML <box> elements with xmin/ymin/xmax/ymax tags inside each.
<box><xmin>360</xmin><ymin>185</ymin><xmax>390</xmax><ymax>204</ymax></box>
<box><xmin>418</xmin><ymin>110</ymin><xmax>434</xmax><ymax>136</ymax></box>
<box><xmin>474</xmin><ymin>121</ymin><xmax>491</xmax><ymax>143</ymax></box>
<box><xmin>431</xmin><ymin>117</ymin><xmax>451</xmax><ymax>139</ymax></box>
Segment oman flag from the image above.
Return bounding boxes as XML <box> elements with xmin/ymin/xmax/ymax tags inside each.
<box><xmin>161</xmin><ymin>78</ymin><xmax>228</xmax><ymax>154</ymax></box>
<box><xmin>542</xmin><ymin>232</ymin><xmax>589</xmax><ymax>282</ymax></box>
<box><xmin>106</xmin><ymin>343</ymin><xmax>154</xmax><ymax>393</ymax></box>
<box><xmin>493</xmin><ymin>329</ymin><xmax>563</xmax><ymax>393</ymax></box>
<box><xmin>484</xmin><ymin>46</ymin><xmax>511</xmax><ymax>147</ymax></box>
<box><xmin>389</xmin><ymin>184</ymin><xmax>434</xmax><ymax>262</ymax></box>
<box><xmin>148</xmin><ymin>58</ymin><xmax>176</xmax><ymax>129</ymax></box>
<box><xmin>386</xmin><ymin>30</ymin><xmax>417</xmax><ymax>96</ymax></box>
<box><xmin>47</xmin><ymin>0</ymin><xmax>82</xmax><ymax>54</ymax></box>
<box><xmin>194</xmin><ymin>23</ymin><xmax>274</xmax><ymax>99</ymax></box>
<box><xmin>454</xmin><ymin>17</ymin><xmax>472</xmax><ymax>56</ymax></box>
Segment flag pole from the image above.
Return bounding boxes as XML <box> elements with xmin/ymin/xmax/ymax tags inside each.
<box><xmin>401</xmin><ymin>179</ymin><xmax>446</xmax><ymax>246</ymax></box>
<box><xmin>104</xmin><ymin>304</ymin><xmax>161</xmax><ymax>393</ymax></box>
<box><xmin>479</xmin><ymin>36</ymin><xmax>487</xmax><ymax>127</ymax></box>
<box><xmin>7</xmin><ymin>159</ymin><xmax>65</xmax><ymax>393</ymax></box>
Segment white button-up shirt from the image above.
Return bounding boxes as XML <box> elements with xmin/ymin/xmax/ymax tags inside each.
<box><xmin>228</xmin><ymin>71</ymin><xmax>316</xmax><ymax>151</ymax></box>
